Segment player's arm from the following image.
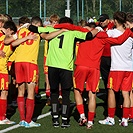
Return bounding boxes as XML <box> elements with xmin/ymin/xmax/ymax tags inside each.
<box><xmin>104</xmin><ymin>28</ymin><xmax>133</xmax><ymax>45</ymax></box>
<box><xmin>4</xmin><ymin>34</ymin><xmax>18</xmax><ymax>44</ymax></box>
<box><xmin>11</xmin><ymin>33</ymin><xmax>38</xmax><ymax>47</ymax></box>
<box><xmin>28</xmin><ymin>25</ymin><xmax>48</xmax><ymax>33</ymax></box>
<box><xmin>29</xmin><ymin>25</ymin><xmax>67</xmax><ymax>40</ymax></box>
<box><xmin>40</xmin><ymin>29</ymin><xmax>67</xmax><ymax>40</ymax></box>
<box><xmin>85</xmin><ymin>28</ymin><xmax>101</xmax><ymax>40</ymax></box>
<box><xmin>54</xmin><ymin>23</ymin><xmax>89</xmax><ymax>32</ymax></box>
<box><xmin>54</xmin><ymin>23</ymin><xmax>103</xmax><ymax>40</ymax></box>
<box><xmin>0</xmin><ymin>50</ymin><xmax>6</xmax><ymax>57</ymax></box>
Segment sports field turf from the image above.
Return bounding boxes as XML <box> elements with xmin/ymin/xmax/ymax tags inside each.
<box><xmin>0</xmin><ymin>41</ymin><xmax>133</xmax><ymax>133</ymax></box>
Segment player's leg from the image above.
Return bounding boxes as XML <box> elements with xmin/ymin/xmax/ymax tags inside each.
<box><xmin>73</xmin><ymin>66</ymin><xmax>88</xmax><ymax>126</ymax></box>
<box><xmin>61</xmin><ymin>88</ymin><xmax>71</xmax><ymax>128</ymax></box>
<box><xmin>99</xmin><ymin>71</ymin><xmax>124</xmax><ymax>126</ymax></box>
<box><xmin>24</xmin><ymin>63</ymin><xmax>41</xmax><ymax>128</ymax></box>
<box><xmin>129</xmin><ymin>90</ymin><xmax>133</xmax><ymax>122</ymax></box>
<box><xmin>45</xmin><ymin>73</ymin><xmax>51</xmax><ymax>105</ymax></box>
<box><xmin>100</xmin><ymin>56</ymin><xmax>111</xmax><ymax>104</ymax></box>
<box><xmin>60</xmin><ymin>69</ymin><xmax>73</xmax><ymax>128</ymax></box>
<box><xmin>74</xmin><ymin>89</ymin><xmax>87</xmax><ymax>126</ymax></box>
<box><xmin>17</xmin><ymin>82</ymin><xmax>26</xmax><ymax>125</ymax></box>
<box><xmin>8</xmin><ymin>61</ymin><xmax>18</xmax><ymax>107</ymax></box>
<box><xmin>86</xmin><ymin>68</ymin><xmax>100</xmax><ymax>129</ymax></box>
<box><xmin>119</xmin><ymin>72</ymin><xmax>132</xmax><ymax>127</ymax></box>
<box><xmin>15</xmin><ymin>62</ymin><xmax>26</xmax><ymax>125</ymax></box>
<box><xmin>99</xmin><ymin>89</ymin><xmax>116</xmax><ymax>125</ymax></box>
<box><xmin>58</xmin><ymin>84</ymin><xmax>62</xmax><ymax>104</ymax></box>
<box><xmin>119</xmin><ymin>90</ymin><xmax>130</xmax><ymax>127</ymax></box>
<box><xmin>44</xmin><ymin>56</ymin><xmax>51</xmax><ymax>104</ymax></box>
<box><xmin>0</xmin><ymin>74</ymin><xmax>15</xmax><ymax>124</ymax></box>
<box><xmin>48</xmin><ymin>67</ymin><xmax>60</xmax><ymax>127</ymax></box>
<box><xmin>87</xmin><ymin>91</ymin><xmax>96</xmax><ymax>129</ymax></box>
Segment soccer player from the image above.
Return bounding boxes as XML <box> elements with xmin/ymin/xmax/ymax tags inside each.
<box><xmin>0</xmin><ymin>20</ymin><xmax>17</xmax><ymax>124</ymax></box>
<box><xmin>43</xmin><ymin>14</ymin><xmax>60</xmax><ymax>105</ymax></box>
<box><xmin>12</xmin><ymin>16</ymin><xmax>43</xmax><ymax>128</ymax></box>
<box><xmin>29</xmin><ymin>17</ymin><xmax>101</xmax><ymax>128</ymax></box>
<box><xmin>98</xmin><ymin>14</ymin><xmax>114</xmax><ymax>104</ymax></box>
<box><xmin>98</xmin><ymin>11</ymin><xmax>133</xmax><ymax>127</ymax></box>
<box><xmin>7</xmin><ymin>16</ymin><xmax>31</xmax><ymax>107</ymax></box>
<box><xmin>12</xmin><ymin>16</ymin><xmax>68</xmax><ymax>128</ymax></box>
<box><xmin>125</xmin><ymin>12</ymin><xmax>133</xmax><ymax>122</ymax></box>
<box><xmin>54</xmin><ymin>17</ymin><xmax>133</xmax><ymax>129</ymax></box>
<box><xmin>0</xmin><ymin>14</ymin><xmax>9</xmax><ymax>58</ymax></box>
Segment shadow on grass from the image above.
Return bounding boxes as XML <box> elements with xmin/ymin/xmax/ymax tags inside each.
<box><xmin>32</xmin><ymin>98</ymin><xmax>47</xmax><ymax>121</ymax></box>
<box><xmin>97</xmin><ymin>88</ymin><xmax>123</xmax><ymax>119</ymax></box>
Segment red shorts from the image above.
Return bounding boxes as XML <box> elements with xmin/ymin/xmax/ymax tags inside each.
<box><xmin>0</xmin><ymin>73</ymin><xmax>9</xmax><ymax>90</ymax></box>
<box><xmin>15</xmin><ymin>62</ymin><xmax>39</xmax><ymax>84</ymax></box>
<box><xmin>7</xmin><ymin>61</ymin><xmax>13</xmax><ymax>72</ymax></box>
<box><xmin>44</xmin><ymin>56</ymin><xmax>48</xmax><ymax>74</ymax></box>
<box><xmin>107</xmin><ymin>71</ymin><xmax>132</xmax><ymax>92</ymax></box>
<box><xmin>73</xmin><ymin>66</ymin><xmax>100</xmax><ymax>92</ymax></box>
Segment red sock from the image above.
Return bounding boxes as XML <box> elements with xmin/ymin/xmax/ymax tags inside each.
<box><xmin>129</xmin><ymin>107</ymin><xmax>133</xmax><ymax>119</ymax></box>
<box><xmin>108</xmin><ymin>108</ymin><xmax>116</xmax><ymax>118</ymax></box>
<box><xmin>17</xmin><ymin>97</ymin><xmax>25</xmax><ymax>121</ymax></box>
<box><xmin>25</xmin><ymin>98</ymin><xmax>34</xmax><ymax>123</ymax></box>
<box><xmin>0</xmin><ymin>99</ymin><xmax>7</xmax><ymax>120</ymax></box>
<box><xmin>35</xmin><ymin>85</ymin><xmax>39</xmax><ymax>94</ymax></box>
<box><xmin>123</xmin><ymin>107</ymin><xmax>129</xmax><ymax>118</ymax></box>
<box><xmin>88</xmin><ymin>112</ymin><xmax>95</xmax><ymax>121</ymax></box>
<box><xmin>76</xmin><ymin>104</ymin><xmax>84</xmax><ymax>115</ymax></box>
<box><xmin>46</xmin><ymin>89</ymin><xmax>50</xmax><ymax>97</ymax></box>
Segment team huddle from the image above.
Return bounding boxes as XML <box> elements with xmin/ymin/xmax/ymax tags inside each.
<box><xmin>0</xmin><ymin>11</ymin><xmax>133</xmax><ymax>130</ymax></box>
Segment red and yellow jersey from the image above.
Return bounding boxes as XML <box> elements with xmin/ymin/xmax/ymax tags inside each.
<box><xmin>44</xmin><ymin>40</ymin><xmax>48</xmax><ymax>57</ymax></box>
<box><xmin>0</xmin><ymin>31</ymin><xmax>13</xmax><ymax>74</ymax></box>
<box><xmin>15</xmin><ymin>28</ymin><xmax>40</xmax><ymax>64</ymax></box>
<box><xmin>75</xmin><ymin>41</ymin><xmax>80</xmax><ymax>57</ymax></box>
<box><xmin>44</xmin><ymin>40</ymin><xmax>48</xmax><ymax>74</ymax></box>
<box><xmin>8</xmin><ymin>49</ymin><xmax>16</xmax><ymax>62</ymax></box>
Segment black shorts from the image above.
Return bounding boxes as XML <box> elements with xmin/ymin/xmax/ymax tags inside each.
<box><xmin>48</xmin><ymin>67</ymin><xmax>73</xmax><ymax>90</ymax></box>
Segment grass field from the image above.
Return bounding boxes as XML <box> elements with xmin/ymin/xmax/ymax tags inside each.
<box><xmin>0</xmin><ymin>41</ymin><xmax>133</xmax><ymax>133</ymax></box>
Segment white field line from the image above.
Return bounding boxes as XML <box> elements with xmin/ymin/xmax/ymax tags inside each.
<box><xmin>0</xmin><ymin>88</ymin><xmax>104</xmax><ymax>133</ymax></box>
<box><xmin>0</xmin><ymin>112</ymin><xmax>51</xmax><ymax>133</ymax></box>
<box><xmin>41</xmin><ymin>93</ymin><xmax>46</xmax><ymax>97</ymax></box>
<box><xmin>0</xmin><ymin>94</ymin><xmax>49</xmax><ymax>133</ymax></box>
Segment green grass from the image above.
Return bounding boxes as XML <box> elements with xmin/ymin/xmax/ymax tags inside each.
<box><xmin>1</xmin><ymin>41</ymin><xmax>133</xmax><ymax>133</ymax></box>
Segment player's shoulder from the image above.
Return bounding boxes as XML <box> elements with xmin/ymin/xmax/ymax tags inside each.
<box><xmin>18</xmin><ymin>27</ymin><xmax>29</xmax><ymax>33</ymax></box>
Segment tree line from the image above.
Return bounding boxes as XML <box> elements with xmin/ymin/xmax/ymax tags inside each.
<box><xmin>0</xmin><ymin>0</ymin><xmax>133</xmax><ymax>23</ymax></box>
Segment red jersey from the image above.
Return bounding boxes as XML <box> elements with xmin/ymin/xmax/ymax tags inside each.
<box><xmin>102</xmin><ymin>21</ymin><xmax>114</xmax><ymax>56</ymax></box>
<box><xmin>75</xmin><ymin>32</ymin><xmax>108</xmax><ymax>69</ymax></box>
<box><xmin>75</xmin><ymin>28</ymin><xmax>132</xmax><ymax>70</ymax></box>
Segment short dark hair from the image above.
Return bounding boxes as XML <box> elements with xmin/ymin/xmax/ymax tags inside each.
<box><xmin>59</xmin><ymin>17</ymin><xmax>73</xmax><ymax>24</ymax></box>
<box><xmin>19</xmin><ymin>16</ymin><xmax>30</xmax><ymax>25</ymax></box>
<box><xmin>113</xmin><ymin>11</ymin><xmax>126</xmax><ymax>24</ymax></box>
<box><xmin>4</xmin><ymin>14</ymin><xmax>12</xmax><ymax>21</ymax></box>
<box><xmin>98</xmin><ymin>14</ymin><xmax>109</xmax><ymax>22</ymax></box>
<box><xmin>31</xmin><ymin>16</ymin><xmax>43</xmax><ymax>26</ymax></box>
<box><xmin>3</xmin><ymin>20</ymin><xmax>17</xmax><ymax>33</ymax></box>
<box><xmin>126</xmin><ymin>12</ymin><xmax>133</xmax><ymax>23</ymax></box>
<box><xmin>86</xmin><ymin>22</ymin><xmax>96</xmax><ymax>28</ymax></box>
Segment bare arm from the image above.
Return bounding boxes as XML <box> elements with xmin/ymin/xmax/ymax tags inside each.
<box><xmin>40</xmin><ymin>29</ymin><xmax>68</xmax><ymax>40</ymax></box>
<box><xmin>4</xmin><ymin>35</ymin><xmax>16</xmax><ymax>44</ymax></box>
<box><xmin>11</xmin><ymin>33</ymin><xmax>38</xmax><ymax>47</ymax></box>
<box><xmin>0</xmin><ymin>50</ymin><xmax>6</xmax><ymax>57</ymax></box>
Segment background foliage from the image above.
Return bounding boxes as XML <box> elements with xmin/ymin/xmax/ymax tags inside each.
<box><xmin>0</xmin><ymin>0</ymin><xmax>133</xmax><ymax>23</ymax></box>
